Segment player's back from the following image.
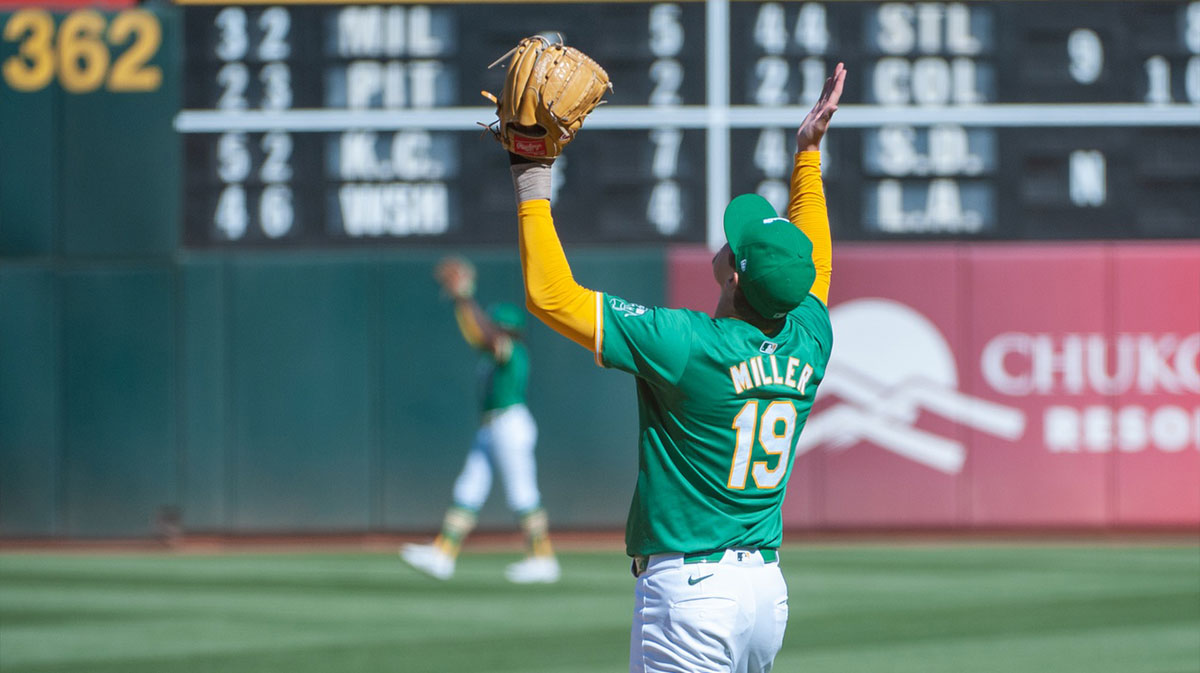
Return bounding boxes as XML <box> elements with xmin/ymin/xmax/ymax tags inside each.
<box><xmin>600</xmin><ymin>294</ymin><xmax>832</xmax><ymax>557</ymax></box>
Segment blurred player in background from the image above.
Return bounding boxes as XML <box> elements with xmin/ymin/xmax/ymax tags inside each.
<box><xmin>400</xmin><ymin>257</ymin><xmax>559</xmax><ymax>584</ymax></box>
<box><xmin>503</xmin><ymin>60</ymin><xmax>844</xmax><ymax>671</ymax></box>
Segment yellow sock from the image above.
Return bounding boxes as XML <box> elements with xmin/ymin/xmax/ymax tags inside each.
<box><xmin>434</xmin><ymin>506</ymin><xmax>477</xmax><ymax>559</ymax></box>
<box><xmin>519</xmin><ymin>507</ymin><xmax>554</xmax><ymax>558</ymax></box>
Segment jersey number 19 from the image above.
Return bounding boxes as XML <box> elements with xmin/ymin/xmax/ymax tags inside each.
<box><xmin>727</xmin><ymin>400</ymin><xmax>797</xmax><ymax>490</ymax></box>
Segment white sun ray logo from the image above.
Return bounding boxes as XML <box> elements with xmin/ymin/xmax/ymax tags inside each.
<box><xmin>797</xmin><ymin>298</ymin><xmax>1026</xmax><ymax>474</ymax></box>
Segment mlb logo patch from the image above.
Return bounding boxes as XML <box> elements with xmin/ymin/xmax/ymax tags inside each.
<box><xmin>759</xmin><ymin>341</ymin><xmax>778</xmax><ymax>354</ymax></box>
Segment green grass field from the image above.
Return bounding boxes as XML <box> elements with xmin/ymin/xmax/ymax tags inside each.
<box><xmin>1</xmin><ymin>544</ymin><xmax>1197</xmax><ymax>673</ymax></box>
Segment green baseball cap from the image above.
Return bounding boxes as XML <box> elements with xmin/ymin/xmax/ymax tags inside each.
<box><xmin>722</xmin><ymin>194</ymin><xmax>816</xmax><ymax>319</ymax></box>
<box><xmin>488</xmin><ymin>302</ymin><xmax>526</xmax><ymax>331</ymax></box>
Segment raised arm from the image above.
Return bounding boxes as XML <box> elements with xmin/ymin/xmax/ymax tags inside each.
<box><xmin>481</xmin><ymin>37</ymin><xmax>610</xmax><ymax>356</ymax></box>
<box><xmin>435</xmin><ymin>257</ymin><xmax>516</xmax><ymax>361</ymax></box>
<box><xmin>788</xmin><ymin>62</ymin><xmax>845</xmax><ymax>306</ymax></box>
<box><xmin>511</xmin><ymin>160</ymin><xmax>599</xmax><ymax>353</ymax></box>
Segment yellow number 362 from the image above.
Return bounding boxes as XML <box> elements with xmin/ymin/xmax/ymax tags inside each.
<box><xmin>3</xmin><ymin>8</ymin><xmax>162</xmax><ymax>93</ymax></box>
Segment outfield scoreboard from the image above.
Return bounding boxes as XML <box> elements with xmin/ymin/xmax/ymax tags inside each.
<box><xmin>169</xmin><ymin>1</ymin><xmax>1200</xmax><ymax>247</ymax></box>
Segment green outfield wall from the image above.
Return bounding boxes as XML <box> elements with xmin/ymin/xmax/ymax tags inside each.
<box><xmin>2</xmin><ymin>250</ymin><xmax>664</xmax><ymax>537</ymax></box>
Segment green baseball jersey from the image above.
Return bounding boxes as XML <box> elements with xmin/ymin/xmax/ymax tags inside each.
<box><xmin>479</xmin><ymin>338</ymin><xmax>529</xmax><ymax>413</ymax></box>
<box><xmin>598</xmin><ymin>294</ymin><xmax>833</xmax><ymax>557</ymax></box>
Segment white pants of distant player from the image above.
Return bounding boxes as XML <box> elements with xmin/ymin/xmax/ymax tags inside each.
<box><xmin>454</xmin><ymin>404</ymin><xmax>541</xmax><ymax>515</ymax></box>
<box><xmin>631</xmin><ymin>549</ymin><xmax>788</xmax><ymax>673</ymax></box>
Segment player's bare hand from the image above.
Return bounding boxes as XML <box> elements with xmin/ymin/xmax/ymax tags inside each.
<box><xmin>796</xmin><ymin>62</ymin><xmax>846</xmax><ymax>153</ymax></box>
<box><xmin>435</xmin><ymin>256</ymin><xmax>476</xmax><ymax>300</ymax></box>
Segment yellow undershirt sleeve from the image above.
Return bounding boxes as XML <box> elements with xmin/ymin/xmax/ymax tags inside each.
<box><xmin>452</xmin><ymin>303</ymin><xmax>486</xmax><ymax>348</ymax></box>
<box><xmin>517</xmin><ymin>199</ymin><xmax>598</xmax><ymax>351</ymax></box>
<box><xmin>788</xmin><ymin>151</ymin><xmax>832</xmax><ymax>305</ymax></box>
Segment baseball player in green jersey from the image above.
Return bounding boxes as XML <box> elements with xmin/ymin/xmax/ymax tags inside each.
<box><xmin>504</xmin><ymin>62</ymin><xmax>846</xmax><ymax>670</ymax></box>
<box><xmin>401</xmin><ymin>257</ymin><xmax>559</xmax><ymax>584</ymax></box>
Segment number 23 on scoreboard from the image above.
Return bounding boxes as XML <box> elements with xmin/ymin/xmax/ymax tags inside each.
<box><xmin>3</xmin><ymin>8</ymin><xmax>162</xmax><ymax>93</ymax></box>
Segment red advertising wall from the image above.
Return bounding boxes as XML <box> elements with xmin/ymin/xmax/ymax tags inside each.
<box><xmin>669</xmin><ymin>243</ymin><xmax>1200</xmax><ymax>529</ymax></box>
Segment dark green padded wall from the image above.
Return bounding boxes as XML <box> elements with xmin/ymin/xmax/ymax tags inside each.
<box><xmin>224</xmin><ymin>257</ymin><xmax>376</xmax><ymax>531</ymax></box>
<box><xmin>59</xmin><ymin>268</ymin><xmax>177</xmax><ymax>536</ymax></box>
<box><xmin>0</xmin><ymin>87</ymin><xmax>56</xmax><ymax>256</ymax></box>
<box><xmin>2</xmin><ymin>248</ymin><xmax>667</xmax><ymax>537</ymax></box>
<box><xmin>0</xmin><ymin>268</ymin><xmax>59</xmax><ymax>534</ymax></box>
<box><xmin>178</xmin><ymin>260</ymin><xmax>226</xmax><ymax>530</ymax></box>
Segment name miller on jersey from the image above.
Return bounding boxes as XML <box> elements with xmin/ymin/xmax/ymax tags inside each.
<box><xmin>730</xmin><ymin>354</ymin><xmax>815</xmax><ymax>395</ymax></box>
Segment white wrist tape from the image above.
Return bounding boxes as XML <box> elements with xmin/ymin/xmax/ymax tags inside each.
<box><xmin>510</xmin><ymin>163</ymin><xmax>553</xmax><ymax>204</ymax></box>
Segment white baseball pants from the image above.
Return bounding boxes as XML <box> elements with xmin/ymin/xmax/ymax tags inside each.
<box><xmin>630</xmin><ymin>549</ymin><xmax>788</xmax><ymax>673</ymax></box>
<box><xmin>451</xmin><ymin>404</ymin><xmax>541</xmax><ymax>513</ymax></box>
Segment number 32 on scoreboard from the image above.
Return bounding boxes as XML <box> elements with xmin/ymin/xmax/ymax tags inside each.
<box><xmin>3</xmin><ymin>8</ymin><xmax>162</xmax><ymax>93</ymax></box>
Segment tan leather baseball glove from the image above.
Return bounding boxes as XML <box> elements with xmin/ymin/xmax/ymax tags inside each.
<box><xmin>481</xmin><ymin>35</ymin><xmax>612</xmax><ymax>162</ymax></box>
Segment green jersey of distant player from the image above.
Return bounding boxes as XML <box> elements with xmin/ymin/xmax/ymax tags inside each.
<box><xmin>479</xmin><ymin>338</ymin><xmax>529</xmax><ymax>412</ymax></box>
<box><xmin>599</xmin><ymin>294</ymin><xmax>833</xmax><ymax>557</ymax></box>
